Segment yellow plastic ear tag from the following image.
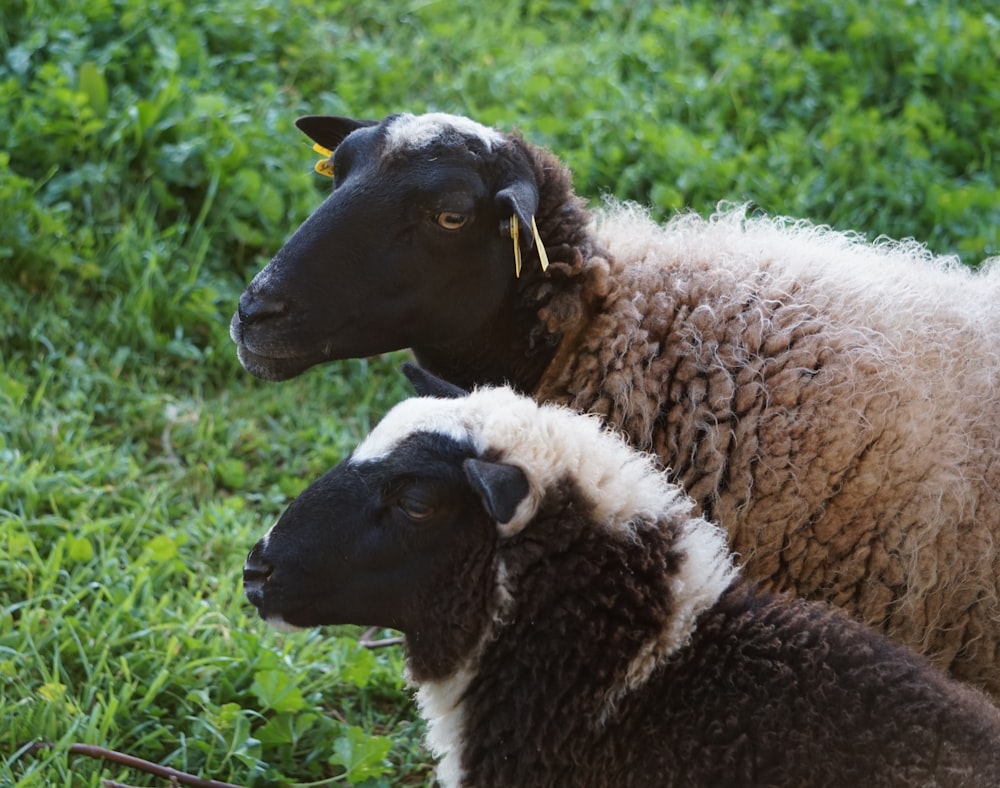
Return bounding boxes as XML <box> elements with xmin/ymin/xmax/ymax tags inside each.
<box><xmin>510</xmin><ymin>214</ymin><xmax>523</xmax><ymax>278</ymax></box>
<box><xmin>531</xmin><ymin>216</ymin><xmax>549</xmax><ymax>272</ymax></box>
<box><xmin>510</xmin><ymin>214</ymin><xmax>549</xmax><ymax>278</ymax></box>
<box><xmin>312</xmin><ymin>142</ymin><xmax>335</xmax><ymax>178</ymax></box>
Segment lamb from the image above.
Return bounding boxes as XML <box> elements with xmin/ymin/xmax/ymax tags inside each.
<box><xmin>230</xmin><ymin>111</ymin><xmax>1000</xmax><ymax>696</ymax></box>
<box><xmin>242</xmin><ymin>364</ymin><xmax>1000</xmax><ymax>788</ymax></box>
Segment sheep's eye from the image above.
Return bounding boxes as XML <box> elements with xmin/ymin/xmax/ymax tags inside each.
<box><xmin>398</xmin><ymin>493</ymin><xmax>435</xmax><ymax>522</ymax></box>
<box><xmin>435</xmin><ymin>211</ymin><xmax>469</xmax><ymax>231</ymax></box>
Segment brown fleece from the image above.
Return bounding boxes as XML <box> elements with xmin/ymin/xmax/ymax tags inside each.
<box><xmin>439</xmin><ymin>482</ymin><xmax>1000</xmax><ymax>787</ymax></box>
<box><xmin>502</xmin><ymin>142</ymin><xmax>1000</xmax><ymax>696</ymax></box>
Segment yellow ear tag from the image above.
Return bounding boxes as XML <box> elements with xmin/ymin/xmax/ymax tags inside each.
<box><xmin>510</xmin><ymin>214</ymin><xmax>523</xmax><ymax>278</ymax></box>
<box><xmin>312</xmin><ymin>142</ymin><xmax>335</xmax><ymax>178</ymax></box>
<box><xmin>531</xmin><ymin>216</ymin><xmax>549</xmax><ymax>272</ymax></box>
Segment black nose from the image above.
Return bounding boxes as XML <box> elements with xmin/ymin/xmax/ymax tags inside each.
<box><xmin>238</xmin><ymin>289</ymin><xmax>288</xmax><ymax>325</ymax></box>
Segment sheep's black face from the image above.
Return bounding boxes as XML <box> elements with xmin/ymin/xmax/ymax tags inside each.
<box><xmin>231</xmin><ymin>112</ymin><xmax>539</xmax><ymax>383</ymax></box>
<box><xmin>243</xmin><ymin>432</ymin><xmax>498</xmax><ymax>634</ymax></box>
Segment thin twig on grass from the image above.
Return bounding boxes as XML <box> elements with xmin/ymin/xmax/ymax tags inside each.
<box><xmin>26</xmin><ymin>742</ymin><xmax>246</xmax><ymax>788</ymax></box>
<box><xmin>358</xmin><ymin>626</ymin><xmax>404</xmax><ymax>649</ymax></box>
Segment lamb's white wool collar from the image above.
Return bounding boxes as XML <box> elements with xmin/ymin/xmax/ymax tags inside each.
<box><xmin>415</xmin><ymin>666</ymin><xmax>476</xmax><ymax>788</ymax></box>
<box><xmin>383</xmin><ymin>112</ymin><xmax>504</xmax><ymax>154</ymax></box>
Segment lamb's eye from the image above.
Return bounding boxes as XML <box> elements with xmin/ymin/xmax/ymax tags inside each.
<box><xmin>435</xmin><ymin>211</ymin><xmax>469</xmax><ymax>231</ymax></box>
<box><xmin>398</xmin><ymin>493</ymin><xmax>435</xmax><ymax>522</ymax></box>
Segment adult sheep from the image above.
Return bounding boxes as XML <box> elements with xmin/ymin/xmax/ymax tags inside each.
<box><xmin>243</xmin><ymin>365</ymin><xmax>1000</xmax><ymax>788</ymax></box>
<box><xmin>230</xmin><ymin>111</ymin><xmax>1000</xmax><ymax>695</ymax></box>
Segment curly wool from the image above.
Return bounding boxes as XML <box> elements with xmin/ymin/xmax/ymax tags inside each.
<box><xmin>246</xmin><ymin>371</ymin><xmax>1000</xmax><ymax>786</ymax></box>
<box><xmin>529</xmin><ymin>199</ymin><xmax>1000</xmax><ymax>694</ymax></box>
<box><xmin>396</xmin><ymin>396</ymin><xmax>1000</xmax><ymax>787</ymax></box>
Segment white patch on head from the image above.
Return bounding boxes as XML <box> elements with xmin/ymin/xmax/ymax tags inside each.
<box><xmin>353</xmin><ymin>383</ymin><xmax>688</xmax><ymax>538</ymax></box>
<box><xmin>350</xmin><ymin>396</ymin><xmax>476</xmax><ymax>464</ymax></box>
<box><xmin>383</xmin><ymin>112</ymin><xmax>504</xmax><ymax>154</ymax></box>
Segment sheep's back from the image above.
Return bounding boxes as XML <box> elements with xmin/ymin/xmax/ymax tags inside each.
<box><xmin>626</xmin><ymin>583</ymin><xmax>1000</xmax><ymax>786</ymax></box>
<box><xmin>538</xmin><ymin>203</ymin><xmax>1000</xmax><ymax>693</ymax></box>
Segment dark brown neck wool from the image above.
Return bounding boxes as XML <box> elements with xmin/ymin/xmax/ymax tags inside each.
<box><xmin>456</xmin><ymin>493</ymin><xmax>687</xmax><ymax>786</ymax></box>
<box><xmin>414</xmin><ymin>137</ymin><xmax>601</xmax><ymax>393</ymax></box>
<box><xmin>451</xmin><ymin>550</ymin><xmax>1000</xmax><ymax>786</ymax></box>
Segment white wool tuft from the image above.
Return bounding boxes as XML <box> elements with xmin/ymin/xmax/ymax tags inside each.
<box><xmin>415</xmin><ymin>666</ymin><xmax>477</xmax><ymax>788</ymax></box>
<box><xmin>383</xmin><ymin>112</ymin><xmax>504</xmax><ymax>154</ymax></box>
<box><xmin>351</xmin><ymin>396</ymin><xmax>473</xmax><ymax>463</ymax></box>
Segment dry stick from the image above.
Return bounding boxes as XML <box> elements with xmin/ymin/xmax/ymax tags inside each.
<box><xmin>358</xmin><ymin>626</ymin><xmax>404</xmax><ymax>650</ymax></box>
<box><xmin>27</xmin><ymin>742</ymin><xmax>246</xmax><ymax>788</ymax></box>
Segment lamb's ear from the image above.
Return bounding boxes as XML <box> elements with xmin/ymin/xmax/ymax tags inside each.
<box><xmin>464</xmin><ymin>458</ymin><xmax>532</xmax><ymax>535</ymax></box>
<box><xmin>294</xmin><ymin>115</ymin><xmax>378</xmax><ymax>152</ymax></box>
<box><xmin>402</xmin><ymin>362</ymin><xmax>469</xmax><ymax>399</ymax></box>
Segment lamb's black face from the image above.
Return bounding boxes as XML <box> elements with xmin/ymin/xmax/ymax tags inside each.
<box><xmin>243</xmin><ymin>432</ymin><xmax>498</xmax><ymax>633</ymax></box>
<box><xmin>230</xmin><ymin>113</ymin><xmax>538</xmax><ymax>382</ymax></box>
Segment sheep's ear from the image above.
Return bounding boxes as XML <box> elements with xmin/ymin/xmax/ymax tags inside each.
<box><xmin>402</xmin><ymin>362</ymin><xmax>468</xmax><ymax>399</ymax></box>
<box><xmin>463</xmin><ymin>459</ymin><xmax>530</xmax><ymax>529</ymax></box>
<box><xmin>494</xmin><ymin>181</ymin><xmax>539</xmax><ymax>251</ymax></box>
<box><xmin>294</xmin><ymin>115</ymin><xmax>378</xmax><ymax>152</ymax></box>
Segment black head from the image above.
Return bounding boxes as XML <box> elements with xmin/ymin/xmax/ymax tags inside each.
<box><xmin>242</xmin><ymin>389</ymin><xmax>530</xmax><ymax>640</ymax></box>
<box><xmin>230</xmin><ymin>112</ymin><xmax>544</xmax><ymax>382</ymax></box>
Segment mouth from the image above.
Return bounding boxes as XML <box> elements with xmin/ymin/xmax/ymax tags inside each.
<box><xmin>258</xmin><ymin>601</ymin><xmax>323</xmax><ymax>633</ymax></box>
<box><xmin>229</xmin><ymin>311</ymin><xmax>329</xmax><ymax>381</ymax></box>
<box><xmin>244</xmin><ymin>581</ymin><xmax>316</xmax><ymax>633</ymax></box>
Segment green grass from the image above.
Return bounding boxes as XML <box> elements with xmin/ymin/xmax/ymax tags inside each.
<box><xmin>2</xmin><ymin>0</ymin><xmax>998</xmax><ymax>785</ymax></box>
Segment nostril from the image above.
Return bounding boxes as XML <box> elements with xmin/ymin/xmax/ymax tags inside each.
<box><xmin>238</xmin><ymin>289</ymin><xmax>288</xmax><ymax>325</ymax></box>
<box><xmin>243</xmin><ymin>553</ymin><xmax>274</xmax><ymax>585</ymax></box>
